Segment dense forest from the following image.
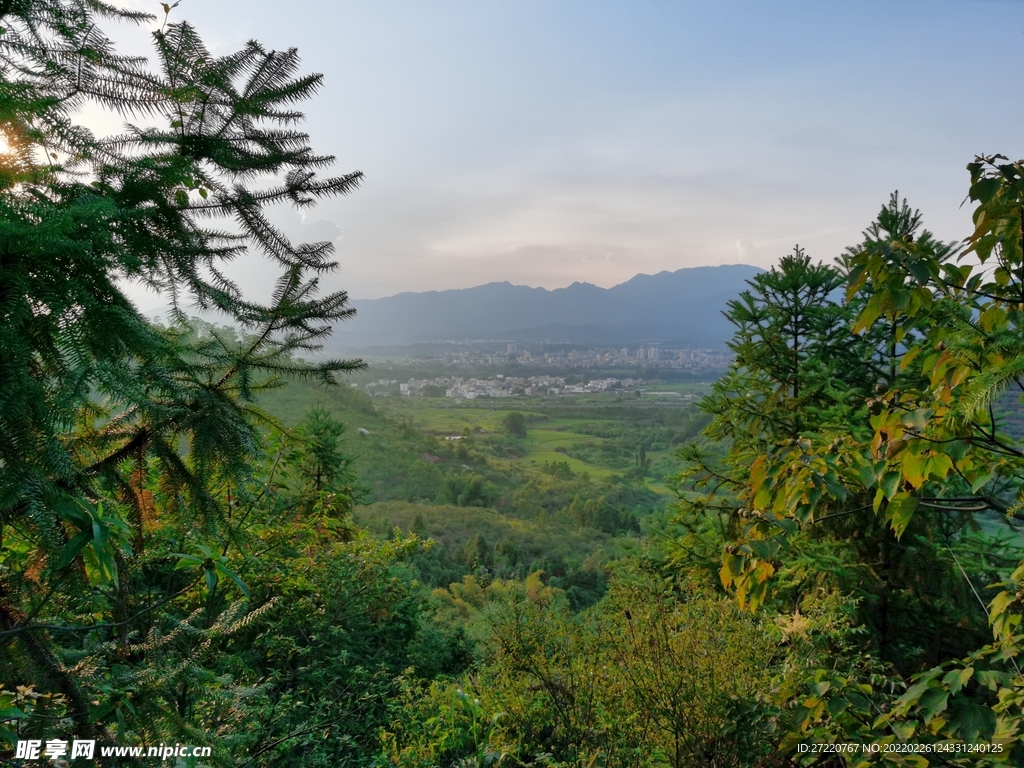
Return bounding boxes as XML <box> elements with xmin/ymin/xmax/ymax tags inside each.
<box><xmin>4</xmin><ymin>3</ymin><xmax>1024</xmax><ymax>766</ymax></box>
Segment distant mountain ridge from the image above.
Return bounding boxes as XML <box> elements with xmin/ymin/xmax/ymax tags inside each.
<box><xmin>337</xmin><ymin>264</ymin><xmax>763</xmax><ymax>348</ymax></box>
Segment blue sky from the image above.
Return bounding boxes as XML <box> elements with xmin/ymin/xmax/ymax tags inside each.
<box><xmin>114</xmin><ymin>0</ymin><xmax>1024</xmax><ymax>301</ymax></box>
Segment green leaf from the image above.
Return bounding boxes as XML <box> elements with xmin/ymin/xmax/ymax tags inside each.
<box><xmin>942</xmin><ymin>667</ymin><xmax>973</xmax><ymax>696</ymax></box>
<box><xmin>907</xmin><ymin>260</ymin><xmax>932</xmax><ymax>286</ymax></box>
<box><xmin>970</xmin><ymin>473</ymin><xmax>993</xmax><ymax>493</ymax></box>
<box><xmin>53</xmin><ymin>498</ymin><xmax>92</xmax><ymax>528</ymax></box>
<box><xmin>0</xmin><ymin>725</ymin><xmax>19</xmax><ymax>749</ymax></box>
<box><xmin>775</xmin><ymin>518</ymin><xmax>799</xmax><ymax>536</ymax></box>
<box><xmin>55</xmin><ymin>530</ymin><xmax>92</xmax><ymax>569</ymax></box>
<box><xmin>988</xmin><ymin>590</ymin><xmax>1015</xmax><ymax>619</ymax></box>
<box><xmin>886</xmin><ymin>494</ymin><xmax>919</xmax><ymax>538</ymax></box>
<box><xmin>970</xmin><ymin>177</ymin><xmax>1002</xmax><ymax>204</ymax></box>
<box><xmin>975</xmin><ymin>669</ymin><xmax>1009</xmax><ymax>691</ymax></box>
<box><xmin>748</xmin><ymin>539</ymin><xmax>779</xmax><ymax>561</ymax></box>
<box><xmin>901</xmin><ymin>454</ymin><xmax>927</xmax><ymax>488</ymax></box>
<box><xmin>880</xmin><ymin>470</ymin><xmax>901</xmax><ymax>500</ymax></box>
<box><xmin>854</xmin><ymin>297</ymin><xmax>883</xmax><ymax>333</ymax></box>
<box><xmin>812</xmin><ymin>681</ymin><xmax>831</xmax><ymax>696</ymax></box>
<box><xmin>891</xmin><ymin>720</ymin><xmax>916</xmax><ymax>740</ymax></box>
<box><xmin>215</xmin><ymin>563</ymin><xmax>250</xmax><ymax>598</ymax></box>
<box><xmin>173</xmin><ymin>552</ymin><xmax>205</xmax><ymax>570</ymax></box>
<box><xmin>948</xmin><ymin>701</ymin><xmax>997</xmax><ymax>743</ymax></box>
<box><xmin>204</xmin><ymin>567</ymin><xmax>218</xmax><ymax>593</ymax></box>
<box><xmin>918</xmin><ymin>688</ymin><xmax>948</xmax><ymax>723</ymax></box>
<box><xmin>826</xmin><ymin>696</ymin><xmax>849</xmax><ymax>717</ymax></box>
<box><xmin>845</xmin><ymin>690</ymin><xmax>871</xmax><ymax>712</ymax></box>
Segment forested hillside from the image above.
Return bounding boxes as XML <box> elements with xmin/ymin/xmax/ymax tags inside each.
<box><xmin>4</xmin><ymin>3</ymin><xmax>1024</xmax><ymax>767</ymax></box>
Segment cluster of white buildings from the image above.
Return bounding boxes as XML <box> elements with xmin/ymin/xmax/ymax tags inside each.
<box><xmin>381</xmin><ymin>345</ymin><xmax>731</xmax><ymax>371</ymax></box>
<box><xmin>444</xmin><ymin>375</ymin><xmax>637</xmax><ymax>400</ymax></box>
<box><xmin>373</xmin><ymin>375</ymin><xmax>642</xmax><ymax>400</ymax></box>
<box><xmin>606</xmin><ymin>347</ymin><xmax>731</xmax><ymax>368</ymax></box>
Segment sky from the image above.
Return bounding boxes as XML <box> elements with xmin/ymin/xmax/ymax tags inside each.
<box><xmin>103</xmin><ymin>0</ymin><xmax>1024</xmax><ymax>304</ymax></box>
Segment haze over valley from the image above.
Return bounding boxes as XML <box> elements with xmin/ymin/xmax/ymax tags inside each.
<box><xmin>334</xmin><ymin>263</ymin><xmax>761</xmax><ymax>349</ymax></box>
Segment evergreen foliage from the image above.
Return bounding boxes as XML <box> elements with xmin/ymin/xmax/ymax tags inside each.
<box><xmin>0</xmin><ymin>1</ymin><xmax>383</xmax><ymax>761</ymax></box>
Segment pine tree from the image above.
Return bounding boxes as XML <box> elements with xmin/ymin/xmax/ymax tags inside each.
<box><xmin>1</xmin><ymin>0</ymin><xmax>366</xmax><ymax>742</ymax></box>
<box><xmin>703</xmin><ymin>246</ymin><xmax>872</xmax><ymax>444</ymax></box>
<box><xmin>675</xmin><ymin>237</ymin><xmax>993</xmax><ymax>665</ymax></box>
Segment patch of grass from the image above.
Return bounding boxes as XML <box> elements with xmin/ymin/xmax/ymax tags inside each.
<box><xmin>260</xmin><ymin>380</ymin><xmax>701</xmax><ymax>501</ymax></box>
<box><xmin>379</xmin><ymin>399</ymin><xmax>635</xmax><ymax>481</ymax></box>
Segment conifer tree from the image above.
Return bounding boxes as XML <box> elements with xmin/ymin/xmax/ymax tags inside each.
<box><xmin>703</xmin><ymin>246</ymin><xmax>868</xmax><ymax>444</ymax></box>
<box><xmin>0</xmin><ymin>0</ymin><xmax>366</xmax><ymax>743</ymax></box>
<box><xmin>676</xmin><ymin>233</ymin><xmax>994</xmax><ymax>664</ymax></box>
<box><xmin>674</xmin><ymin>191</ymin><xmax>1024</xmax><ymax>760</ymax></box>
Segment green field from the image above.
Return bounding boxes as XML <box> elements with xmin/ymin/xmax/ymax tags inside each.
<box><xmin>255</xmin><ymin>378</ymin><xmax>705</xmax><ymax>564</ymax></box>
<box><xmin>250</xmin><ymin>378</ymin><xmax>703</xmax><ymax>607</ymax></box>
<box><xmin>374</xmin><ymin>393</ymin><xmax>707</xmax><ymax>487</ymax></box>
<box><xmin>517</xmin><ymin>418</ymin><xmax>616</xmax><ymax>479</ymax></box>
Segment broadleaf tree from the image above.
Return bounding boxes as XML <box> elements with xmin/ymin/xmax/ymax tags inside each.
<box><xmin>671</xmin><ymin>189</ymin><xmax>1024</xmax><ymax>761</ymax></box>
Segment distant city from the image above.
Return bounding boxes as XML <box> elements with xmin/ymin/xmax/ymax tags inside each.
<box><xmin>356</xmin><ymin>343</ymin><xmax>732</xmax><ymax>400</ymax></box>
<box><xmin>361</xmin><ymin>374</ymin><xmax>648</xmax><ymax>400</ymax></box>
<box><xmin>363</xmin><ymin>344</ymin><xmax>732</xmax><ymax>371</ymax></box>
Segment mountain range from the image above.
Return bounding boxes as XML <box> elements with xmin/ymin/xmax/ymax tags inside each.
<box><xmin>335</xmin><ymin>264</ymin><xmax>762</xmax><ymax>349</ymax></box>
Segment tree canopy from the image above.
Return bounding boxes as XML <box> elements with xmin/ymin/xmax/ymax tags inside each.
<box><xmin>0</xmin><ymin>2</ymin><xmax>394</xmax><ymax>760</ymax></box>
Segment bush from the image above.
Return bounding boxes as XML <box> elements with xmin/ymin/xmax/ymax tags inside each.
<box><xmin>389</xmin><ymin>571</ymin><xmax>782</xmax><ymax>767</ymax></box>
<box><xmin>503</xmin><ymin>411</ymin><xmax>528</xmax><ymax>438</ymax></box>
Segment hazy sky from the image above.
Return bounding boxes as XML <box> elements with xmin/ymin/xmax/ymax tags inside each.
<box><xmin>109</xmin><ymin>0</ymin><xmax>1024</xmax><ymax>302</ymax></box>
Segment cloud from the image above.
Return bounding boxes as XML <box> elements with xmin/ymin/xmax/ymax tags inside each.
<box><xmin>736</xmin><ymin>239</ymin><xmax>759</xmax><ymax>260</ymax></box>
<box><xmin>264</xmin><ymin>205</ymin><xmax>343</xmax><ymax>244</ymax></box>
<box><xmin>298</xmin><ymin>217</ymin><xmax>343</xmax><ymax>243</ymax></box>
<box><xmin>735</xmin><ymin>228</ymin><xmax>850</xmax><ymax>263</ymax></box>
<box><xmin>101</xmin><ymin>0</ymin><xmax>1020</xmax><ymax>303</ymax></box>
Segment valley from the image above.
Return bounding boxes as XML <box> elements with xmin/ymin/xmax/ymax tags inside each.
<box><xmin>258</xmin><ymin>374</ymin><xmax>714</xmax><ymax>606</ymax></box>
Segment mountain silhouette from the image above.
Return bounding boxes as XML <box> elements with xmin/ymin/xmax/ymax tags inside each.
<box><xmin>337</xmin><ymin>264</ymin><xmax>762</xmax><ymax>348</ymax></box>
